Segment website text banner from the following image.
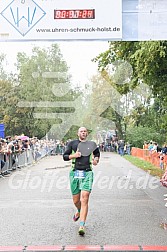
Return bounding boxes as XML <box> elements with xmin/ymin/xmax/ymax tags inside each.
<box><xmin>0</xmin><ymin>0</ymin><xmax>122</xmax><ymax>41</ymax></box>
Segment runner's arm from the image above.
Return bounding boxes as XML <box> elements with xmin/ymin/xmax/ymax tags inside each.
<box><xmin>93</xmin><ymin>147</ymin><xmax>100</xmax><ymax>163</ymax></box>
<box><xmin>63</xmin><ymin>141</ymin><xmax>81</xmax><ymax>161</ymax></box>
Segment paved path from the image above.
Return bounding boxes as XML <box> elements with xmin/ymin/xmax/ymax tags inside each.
<box><xmin>0</xmin><ymin>152</ymin><xmax>166</xmax><ymax>248</ymax></box>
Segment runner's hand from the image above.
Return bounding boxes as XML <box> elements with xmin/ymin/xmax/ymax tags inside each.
<box><xmin>92</xmin><ymin>157</ymin><xmax>99</xmax><ymax>165</ymax></box>
<box><xmin>74</xmin><ymin>151</ymin><xmax>81</xmax><ymax>158</ymax></box>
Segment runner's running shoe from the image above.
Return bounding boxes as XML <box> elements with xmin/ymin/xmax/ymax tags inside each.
<box><xmin>78</xmin><ymin>226</ymin><xmax>85</xmax><ymax>236</ymax></box>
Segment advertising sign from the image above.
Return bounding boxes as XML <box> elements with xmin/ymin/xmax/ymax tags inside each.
<box><xmin>0</xmin><ymin>124</ymin><xmax>5</xmax><ymax>138</ymax></box>
<box><xmin>0</xmin><ymin>0</ymin><xmax>122</xmax><ymax>41</ymax></box>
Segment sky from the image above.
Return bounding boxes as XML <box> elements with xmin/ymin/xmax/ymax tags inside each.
<box><xmin>59</xmin><ymin>41</ymin><xmax>109</xmax><ymax>87</ymax></box>
<box><xmin>0</xmin><ymin>41</ymin><xmax>109</xmax><ymax>88</ymax></box>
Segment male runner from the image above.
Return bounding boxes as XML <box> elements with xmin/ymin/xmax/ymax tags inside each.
<box><xmin>63</xmin><ymin>127</ymin><xmax>100</xmax><ymax>235</ymax></box>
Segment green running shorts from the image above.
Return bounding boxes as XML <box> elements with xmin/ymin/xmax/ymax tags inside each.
<box><xmin>69</xmin><ymin>170</ymin><xmax>94</xmax><ymax>195</ymax></box>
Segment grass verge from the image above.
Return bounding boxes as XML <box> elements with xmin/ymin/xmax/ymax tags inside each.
<box><xmin>124</xmin><ymin>155</ymin><xmax>164</xmax><ymax>178</ymax></box>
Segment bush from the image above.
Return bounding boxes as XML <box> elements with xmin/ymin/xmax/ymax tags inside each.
<box><xmin>126</xmin><ymin>126</ymin><xmax>164</xmax><ymax>148</ymax></box>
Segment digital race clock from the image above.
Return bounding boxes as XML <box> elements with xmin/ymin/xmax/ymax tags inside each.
<box><xmin>54</xmin><ymin>9</ymin><xmax>95</xmax><ymax>19</ymax></box>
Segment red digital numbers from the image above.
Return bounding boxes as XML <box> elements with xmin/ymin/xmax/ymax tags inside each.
<box><xmin>54</xmin><ymin>9</ymin><xmax>95</xmax><ymax>19</ymax></box>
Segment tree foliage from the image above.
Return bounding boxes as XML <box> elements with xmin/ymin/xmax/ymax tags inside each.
<box><xmin>93</xmin><ymin>41</ymin><xmax>167</xmax><ymax>145</ymax></box>
<box><xmin>0</xmin><ymin>44</ymin><xmax>84</xmax><ymax>139</ymax></box>
<box><xmin>126</xmin><ymin>126</ymin><xmax>164</xmax><ymax>148</ymax></box>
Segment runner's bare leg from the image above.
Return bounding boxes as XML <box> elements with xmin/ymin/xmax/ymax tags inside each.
<box><xmin>79</xmin><ymin>191</ymin><xmax>90</xmax><ymax>223</ymax></box>
<box><xmin>73</xmin><ymin>193</ymin><xmax>81</xmax><ymax>214</ymax></box>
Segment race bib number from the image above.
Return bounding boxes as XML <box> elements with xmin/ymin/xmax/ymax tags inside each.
<box><xmin>74</xmin><ymin>170</ymin><xmax>86</xmax><ymax>178</ymax></box>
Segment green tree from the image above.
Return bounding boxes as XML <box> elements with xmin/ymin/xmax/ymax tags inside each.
<box><xmin>126</xmin><ymin>126</ymin><xmax>164</xmax><ymax>148</ymax></box>
<box><xmin>93</xmin><ymin>41</ymin><xmax>167</xmax><ymax>140</ymax></box>
<box><xmin>0</xmin><ymin>44</ymin><xmax>85</xmax><ymax>139</ymax></box>
<box><xmin>0</xmin><ymin>79</ymin><xmax>22</xmax><ymax>136</ymax></box>
<box><xmin>15</xmin><ymin>44</ymin><xmax>73</xmax><ymax>138</ymax></box>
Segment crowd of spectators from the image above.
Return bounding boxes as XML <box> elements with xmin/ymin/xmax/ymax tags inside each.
<box><xmin>0</xmin><ymin>135</ymin><xmax>68</xmax><ymax>178</ymax></box>
<box><xmin>1</xmin><ymin>131</ymin><xmax>133</xmax><ymax>178</ymax></box>
<box><xmin>143</xmin><ymin>141</ymin><xmax>167</xmax><ymax>170</ymax></box>
<box><xmin>143</xmin><ymin>141</ymin><xmax>167</xmax><ymax>154</ymax></box>
<box><xmin>142</xmin><ymin>140</ymin><xmax>167</xmax><ymax>207</ymax></box>
<box><xmin>99</xmin><ymin>139</ymin><xmax>131</xmax><ymax>156</ymax></box>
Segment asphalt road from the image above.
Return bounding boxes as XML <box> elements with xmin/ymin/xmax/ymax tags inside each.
<box><xmin>0</xmin><ymin>152</ymin><xmax>166</xmax><ymax>246</ymax></box>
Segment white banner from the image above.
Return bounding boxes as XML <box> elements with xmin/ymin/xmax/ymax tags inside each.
<box><xmin>138</xmin><ymin>0</ymin><xmax>167</xmax><ymax>40</ymax></box>
<box><xmin>0</xmin><ymin>0</ymin><xmax>122</xmax><ymax>41</ymax></box>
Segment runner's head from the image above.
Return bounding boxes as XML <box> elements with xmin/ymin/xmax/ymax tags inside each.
<box><xmin>78</xmin><ymin>127</ymin><xmax>88</xmax><ymax>141</ymax></box>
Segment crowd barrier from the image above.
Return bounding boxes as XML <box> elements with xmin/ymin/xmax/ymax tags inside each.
<box><xmin>131</xmin><ymin>147</ymin><xmax>167</xmax><ymax>169</ymax></box>
<box><xmin>0</xmin><ymin>146</ymin><xmax>53</xmax><ymax>176</ymax></box>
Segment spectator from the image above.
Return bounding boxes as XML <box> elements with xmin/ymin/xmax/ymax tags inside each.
<box><xmin>162</xmin><ymin>144</ymin><xmax>167</xmax><ymax>155</ymax></box>
<box><xmin>148</xmin><ymin>141</ymin><xmax>154</xmax><ymax>152</ymax></box>
<box><xmin>143</xmin><ymin>141</ymin><xmax>149</xmax><ymax>149</ymax></box>
<box><xmin>118</xmin><ymin>140</ymin><xmax>125</xmax><ymax>156</ymax></box>
<box><xmin>125</xmin><ymin>142</ymin><xmax>131</xmax><ymax>155</ymax></box>
<box><xmin>160</xmin><ymin>168</ymin><xmax>167</xmax><ymax>188</ymax></box>
<box><xmin>159</xmin><ymin>153</ymin><xmax>164</xmax><ymax>170</ymax></box>
<box><xmin>151</xmin><ymin>142</ymin><xmax>158</xmax><ymax>153</ymax></box>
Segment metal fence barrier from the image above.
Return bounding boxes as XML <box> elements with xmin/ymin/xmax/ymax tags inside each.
<box><xmin>0</xmin><ymin>146</ymin><xmax>53</xmax><ymax>177</ymax></box>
